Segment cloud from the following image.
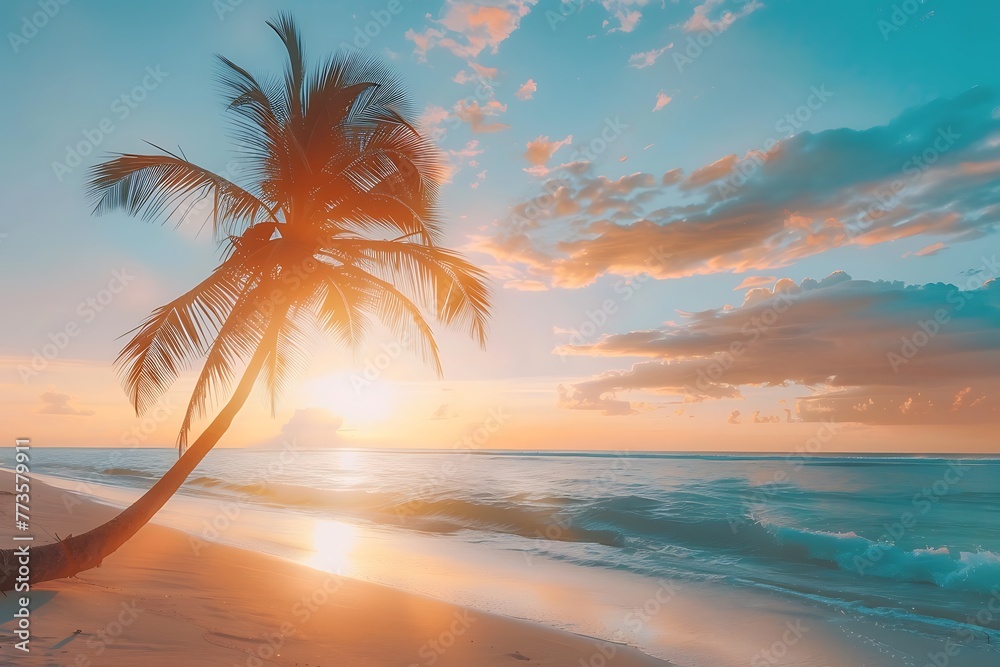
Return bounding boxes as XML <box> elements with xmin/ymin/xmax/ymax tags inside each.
<box><xmin>558</xmin><ymin>384</ymin><xmax>635</xmax><ymax>416</ymax></box>
<box><xmin>905</xmin><ymin>242</ymin><xmax>949</xmax><ymax>258</ymax></box>
<box><xmin>435</xmin><ymin>140</ymin><xmax>485</xmax><ymax>183</ymax></box>
<box><xmin>405</xmin><ymin>26</ymin><xmax>447</xmax><ymax>61</ymax></box>
<box><xmin>454</xmin><ymin>99</ymin><xmax>510</xmax><ymax>132</ymax></box>
<box><xmin>406</xmin><ymin>0</ymin><xmax>538</xmax><ymax>61</ymax></box>
<box><xmin>470</xmin><ymin>169</ymin><xmax>488</xmax><ymax>188</ymax></box>
<box><xmin>653</xmin><ymin>91</ymin><xmax>672</xmax><ymax>111</ymax></box>
<box><xmin>430</xmin><ymin>403</ymin><xmax>456</xmax><ymax>420</ymax></box>
<box><xmin>423</xmin><ymin>96</ymin><xmax>512</xmax><ymax>139</ymax></box>
<box><xmin>453</xmin><ymin>62</ymin><xmax>499</xmax><ymax>84</ymax></box>
<box><xmin>269</xmin><ymin>408</ymin><xmax>344</xmax><ymax>449</ymax></box>
<box><xmin>628</xmin><ymin>44</ymin><xmax>671</xmax><ymax>69</ymax></box>
<box><xmin>682</xmin><ymin>0</ymin><xmax>764</xmax><ymax>33</ymax></box>
<box><xmin>477</xmin><ymin>88</ymin><xmax>1000</xmax><ymax>288</ymax></box>
<box><xmin>419</xmin><ymin>103</ymin><xmax>452</xmax><ymax>137</ymax></box>
<box><xmin>733</xmin><ymin>275</ymin><xmax>777</xmax><ymax>291</ymax></box>
<box><xmin>503</xmin><ymin>278</ymin><xmax>548</xmax><ymax>291</ymax></box>
<box><xmin>449</xmin><ymin>139</ymin><xmax>484</xmax><ymax>162</ymax></box>
<box><xmin>682</xmin><ymin>154</ymin><xmax>737</xmax><ymax>188</ymax></box>
<box><xmin>661</xmin><ymin>168</ymin><xmax>684</xmax><ymax>185</ymax></box>
<box><xmin>38</xmin><ymin>391</ymin><xmax>94</xmax><ymax>416</ymax></box>
<box><xmin>523</xmin><ymin>134</ymin><xmax>574</xmax><ymax>170</ymax></box>
<box><xmin>515</xmin><ymin>78</ymin><xmax>537</xmax><ymax>100</ymax></box>
<box><xmin>558</xmin><ymin>272</ymin><xmax>1000</xmax><ymax>424</ymax></box>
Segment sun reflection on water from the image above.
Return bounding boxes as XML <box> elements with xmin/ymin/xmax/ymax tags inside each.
<box><xmin>308</xmin><ymin>519</ymin><xmax>358</xmax><ymax>574</ymax></box>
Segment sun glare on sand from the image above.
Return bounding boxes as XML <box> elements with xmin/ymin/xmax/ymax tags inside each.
<box><xmin>309</xmin><ymin>520</ymin><xmax>358</xmax><ymax>574</ymax></box>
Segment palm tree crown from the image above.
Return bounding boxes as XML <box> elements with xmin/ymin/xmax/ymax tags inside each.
<box><xmin>88</xmin><ymin>13</ymin><xmax>491</xmax><ymax>454</ymax></box>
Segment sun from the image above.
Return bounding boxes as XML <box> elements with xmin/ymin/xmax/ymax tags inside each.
<box><xmin>304</xmin><ymin>372</ymin><xmax>397</xmax><ymax>427</ymax></box>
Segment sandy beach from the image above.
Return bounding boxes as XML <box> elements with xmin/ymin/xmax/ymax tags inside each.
<box><xmin>0</xmin><ymin>471</ymin><xmax>671</xmax><ymax>666</ymax></box>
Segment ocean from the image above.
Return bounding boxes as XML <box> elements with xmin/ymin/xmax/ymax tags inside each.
<box><xmin>9</xmin><ymin>448</ymin><xmax>1000</xmax><ymax>666</ymax></box>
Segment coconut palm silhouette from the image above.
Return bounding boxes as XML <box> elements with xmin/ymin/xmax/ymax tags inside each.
<box><xmin>0</xmin><ymin>13</ymin><xmax>490</xmax><ymax>588</ymax></box>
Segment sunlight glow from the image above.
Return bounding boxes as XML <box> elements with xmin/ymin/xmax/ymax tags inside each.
<box><xmin>306</xmin><ymin>373</ymin><xmax>397</xmax><ymax>427</ymax></box>
<box><xmin>308</xmin><ymin>519</ymin><xmax>358</xmax><ymax>574</ymax></box>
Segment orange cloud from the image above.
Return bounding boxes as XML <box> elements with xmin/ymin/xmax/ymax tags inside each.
<box><xmin>682</xmin><ymin>0</ymin><xmax>764</xmax><ymax>33</ymax></box>
<box><xmin>562</xmin><ymin>272</ymin><xmax>1000</xmax><ymax>425</ymax></box>
<box><xmin>629</xmin><ymin>44</ymin><xmax>671</xmax><ymax>69</ymax></box>
<box><xmin>515</xmin><ymin>78</ymin><xmax>537</xmax><ymax>100</ymax></box>
<box><xmin>733</xmin><ymin>275</ymin><xmax>777</xmax><ymax>291</ymax></box>
<box><xmin>454</xmin><ymin>99</ymin><xmax>510</xmax><ymax>133</ymax></box>
<box><xmin>523</xmin><ymin>134</ymin><xmax>573</xmax><ymax>167</ymax></box>
<box><xmin>503</xmin><ymin>279</ymin><xmax>548</xmax><ymax>291</ymax></box>
<box><xmin>904</xmin><ymin>241</ymin><xmax>948</xmax><ymax>258</ymax></box>
<box><xmin>407</xmin><ymin>0</ymin><xmax>538</xmax><ymax>60</ymax></box>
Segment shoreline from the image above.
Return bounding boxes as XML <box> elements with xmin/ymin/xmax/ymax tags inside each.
<box><xmin>0</xmin><ymin>470</ymin><xmax>673</xmax><ymax>666</ymax></box>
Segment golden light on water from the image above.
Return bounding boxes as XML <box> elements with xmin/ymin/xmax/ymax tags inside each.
<box><xmin>309</xmin><ymin>519</ymin><xmax>358</xmax><ymax>574</ymax></box>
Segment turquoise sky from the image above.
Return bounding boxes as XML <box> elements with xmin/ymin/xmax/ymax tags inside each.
<box><xmin>3</xmin><ymin>0</ymin><xmax>1000</xmax><ymax>451</ymax></box>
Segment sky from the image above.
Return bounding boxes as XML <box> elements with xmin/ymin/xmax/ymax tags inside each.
<box><xmin>2</xmin><ymin>0</ymin><xmax>999</xmax><ymax>453</ymax></box>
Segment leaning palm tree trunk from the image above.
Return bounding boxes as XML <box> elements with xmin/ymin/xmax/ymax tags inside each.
<box><xmin>0</xmin><ymin>323</ymin><xmax>277</xmax><ymax>589</ymax></box>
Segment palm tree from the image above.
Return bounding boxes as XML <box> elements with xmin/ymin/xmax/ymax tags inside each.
<box><xmin>0</xmin><ymin>14</ymin><xmax>490</xmax><ymax>589</ymax></box>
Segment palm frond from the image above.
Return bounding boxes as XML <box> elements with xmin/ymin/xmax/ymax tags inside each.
<box><xmin>258</xmin><ymin>304</ymin><xmax>314</xmax><ymax>416</ymax></box>
<box><xmin>174</xmin><ymin>284</ymin><xmax>270</xmax><ymax>453</ymax></box>
<box><xmin>313</xmin><ymin>269</ymin><xmax>374</xmax><ymax>352</ymax></box>
<box><xmin>336</xmin><ymin>265</ymin><xmax>443</xmax><ymax>376</ymax></box>
<box><xmin>267</xmin><ymin>12</ymin><xmax>306</xmax><ymax>123</ymax></box>
<box><xmin>322</xmin><ymin>240</ymin><xmax>491</xmax><ymax>347</ymax></box>
<box><xmin>115</xmin><ymin>266</ymin><xmax>247</xmax><ymax>416</ymax></box>
<box><xmin>88</xmin><ymin>150</ymin><xmax>276</xmax><ymax>238</ymax></box>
